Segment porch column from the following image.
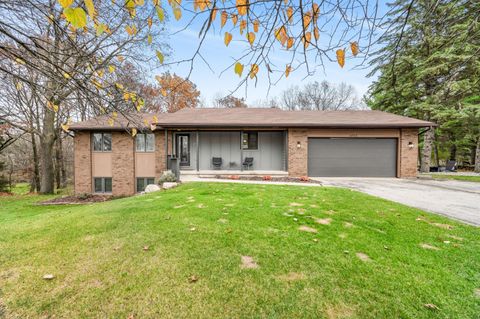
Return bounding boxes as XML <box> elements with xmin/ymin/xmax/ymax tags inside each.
<box><xmin>196</xmin><ymin>130</ymin><xmax>199</xmax><ymax>172</ymax></box>
<box><xmin>240</xmin><ymin>130</ymin><xmax>244</xmax><ymax>172</ymax></box>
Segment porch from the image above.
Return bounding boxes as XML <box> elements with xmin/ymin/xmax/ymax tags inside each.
<box><xmin>167</xmin><ymin>130</ymin><xmax>289</xmax><ymax>174</ymax></box>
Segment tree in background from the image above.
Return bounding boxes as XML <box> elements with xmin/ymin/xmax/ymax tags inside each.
<box><xmin>366</xmin><ymin>0</ymin><xmax>479</xmax><ymax>172</ymax></box>
<box><xmin>281</xmin><ymin>81</ymin><xmax>363</xmax><ymax>110</ymax></box>
<box><xmin>213</xmin><ymin>95</ymin><xmax>248</xmax><ymax>108</ymax></box>
<box><xmin>155</xmin><ymin>73</ymin><xmax>200</xmax><ymax>113</ymax></box>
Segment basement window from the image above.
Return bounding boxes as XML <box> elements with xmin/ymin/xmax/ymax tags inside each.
<box><xmin>136</xmin><ymin>177</ymin><xmax>155</xmax><ymax>192</ymax></box>
<box><xmin>92</xmin><ymin>133</ymin><xmax>112</xmax><ymax>152</ymax></box>
<box><xmin>136</xmin><ymin>133</ymin><xmax>155</xmax><ymax>152</ymax></box>
<box><xmin>242</xmin><ymin>132</ymin><xmax>258</xmax><ymax>150</ymax></box>
<box><xmin>94</xmin><ymin>177</ymin><xmax>112</xmax><ymax>193</ymax></box>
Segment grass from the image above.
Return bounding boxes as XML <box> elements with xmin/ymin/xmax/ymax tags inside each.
<box><xmin>0</xmin><ymin>183</ymin><xmax>479</xmax><ymax>318</ymax></box>
<box><xmin>427</xmin><ymin>174</ymin><xmax>480</xmax><ymax>183</ymax></box>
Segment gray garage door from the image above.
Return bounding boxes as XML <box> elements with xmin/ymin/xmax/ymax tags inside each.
<box><xmin>308</xmin><ymin>138</ymin><xmax>397</xmax><ymax>177</ymax></box>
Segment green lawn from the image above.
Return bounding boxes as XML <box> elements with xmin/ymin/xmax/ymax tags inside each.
<box><xmin>427</xmin><ymin>174</ymin><xmax>480</xmax><ymax>183</ymax></box>
<box><xmin>0</xmin><ymin>183</ymin><xmax>479</xmax><ymax>318</ymax></box>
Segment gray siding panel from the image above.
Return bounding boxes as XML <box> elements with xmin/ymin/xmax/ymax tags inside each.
<box><xmin>308</xmin><ymin>138</ymin><xmax>397</xmax><ymax>177</ymax></box>
<box><xmin>198</xmin><ymin>131</ymin><xmax>284</xmax><ymax>170</ymax></box>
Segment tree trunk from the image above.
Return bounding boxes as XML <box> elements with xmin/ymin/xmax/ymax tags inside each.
<box><xmin>475</xmin><ymin>136</ymin><xmax>480</xmax><ymax>173</ymax></box>
<box><xmin>39</xmin><ymin>107</ymin><xmax>56</xmax><ymax>194</ymax></box>
<box><xmin>449</xmin><ymin>143</ymin><xmax>457</xmax><ymax>161</ymax></box>
<box><xmin>55</xmin><ymin>135</ymin><xmax>67</xmax><ymax>189</ymax></box>
<box><xmin>420</xmin><ymin>128</ymin><xmax>434</xmax><ymax>173</ymax></box>
<box><xmin>30</xmin><ymin>132</ymin><xmax>40</xmax><ymax>193</ymax></box>
<box><xmin>433</xmin><ymin>130</ymin><xmax>439</xmax><ymax>167</ymax></box>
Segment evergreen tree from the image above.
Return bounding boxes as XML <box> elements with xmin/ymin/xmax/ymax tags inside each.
<box><xmin>366</xmin><ymin>0</ymin><xmax>480</xmax><ymax>171</ymax></box>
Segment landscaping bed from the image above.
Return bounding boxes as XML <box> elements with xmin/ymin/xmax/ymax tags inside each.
<box><xmin>39</xmin><ymin>194</ymin><xmax>112</xmax><ymax>205</ymax></box>
<box><xmin>212</xmin><ymin>175</ymin><xmax>322</xmax><ymax>184</ymax></box>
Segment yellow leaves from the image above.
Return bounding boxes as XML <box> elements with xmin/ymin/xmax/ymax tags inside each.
<box><xmin>224</xmin><ymin>32</ymin><xmax>232</xmax><ymax>46</ymax></box>
<box><xmin>231</xmin><ymin>14</ymin><xmax>238</xmax><ymax>26</ymax></box>
<box><xmin>312</xmin><ymin>3</ymin><xmax>320</xmax><ymax>19</ymax></box>
<box><xmin>173</xmin><ymin>7</ymin><xmax>182</xmax><ymax>20</ymax></box>
<box><xmin>275</xmin><ymin>26</ymin><xmax>287</xmax><ymax>46</ymax></box>
<box><xmin>147</xmin><ymin>17</ymin><xmax>152</xmax><ymax>28</ymax></box>
<box><xmin>193</xmin><ymin>0</ymin><xmax>210</xmax><ymax>11</ymax></box>
<box><xmin>247</xmin><ymin>32</ymin><xmax>255</xmax><ymax>46</ymax></box>
<box><xmin>84</xmin><ymin>0</ymin><xmax>95</xmax><ymax>18</ymax></box>
<box><xmin>336</xmin><ymin>48</ymin><xmax>345</xmax><ymax>68</ymax></box>
<box><xmin>125</xmin><ymin>25</ymin><xmax>137</xmax><ymax>36</ymax></box>
<box><xmin>236</xmin><ymin>0</ymin><xmax>248</xmax><ymax>16</ymax></box>
<box><xmin>148</xmin><ymin>34</ymin><xmax>152</xmax><ymax>45</ymax></box>
<box><xmin>303</xmin><ymin>11</ymin><xmax>312</xmax><ymax>29</ymax></box>
<box><xmin>239</xmin><ymin>20</ymin><xmax>246</xmax><ymax>34</ymax></box>
<box><xmin>314</xmin><ymin>27</ymin><xmax>319</xmax><ymax>41</ymax></box>
<box><xmin>286</xmin><ymin>7</ymin><xmax>293</xmax><ymax>23</ymax></box>
<box><xmin>115</xmin><ymin>82</ymin><xmax>124</xmax><ymax>90</ymax></box>
<box><xmin>234</xmin><ymin>62</ymin><xmax>243</xmax><ymax>77</ymax></box>
<box><xmin>285</xmin><ymin>64</ymin><xmax>291</xmax><ymax>78</ymax></box>
<box><xmin>15</xmin><ymin>58</ymin><xmax>26</xmax><ymax>65</ymax></box>
<box><xmin>156</xmin><ymin>6</ymin><xmax>164</xmax><ymax>22</ymax></box>
<box><xmin>95</xmin><ymin>23</ymin><xmax>108</xmax><ymax>36</ymax></box>
<box><xmin>47</xmin><ymin>101</ymin><xmax>59</xmax><ymax>113</ymax></box>
<box><xmin>135</xmin><ymin>0</ymin><xmax>144</xmax><ymax>5</ymax></box>
<box><xmin>96</xmin><ymin>69</ymin><xmax>104</xmax><ymax>77</ymax></box>
<box><xmin>211</xmin><ymin>8</ymin><xmax>217</xmax><ymax>22</ymax></box>
<box><xmin>63</xmin><ymin>72</ymin><xmax>71</xmax><ymax>79</ymax></box>
<box><xmin>161</xmin><ymin>88</ymin><xmax>167</xmax><ymax>96</ymax></box>
<box><xmin>302</xmin><ymin>32</ymin><xmax>311</xmax><ymax>49</ymax></box>
<box><xmin>131</xmin><ymin>128</ymin><xmax>137</xmax><ymax>137</ymax></box>
<box><xmin>156</xmin><ymin>50</ymin><xmax>164</xmax><ymax>63</ymax></box>
<box><xmin>123</xmin><ymin>92</ymin><xmax>131</xmax><ymax>101</ymax></box>
<box><xmin>220</xmin><ymin>11</ymin><xmax>227</xmax><ymax>28</ymax></box>
<box><xmin>112</xmin><ymin>111</ymin><xmax>118</xmax><ymax>119</ymax></box>
<box><xmin>153</xmin><ymin>115</ymin><xmax>158</xmax><ymax>123</ymax></box>
<box><xmin>286</xmin><ymin>37</ymin><xmax>294</xmax><ymax>49</ymax></box>
<box><xmin>108</xmin><ymin>65</ymin><xmax>115</xmax><ymax>73</ymax></box>
<box><xmin>350</xmin><ymin>41</ymin><xmax>359</xmax><ymax>56</ymax></box>
<box><xmin>108</xmin><ymin>118</ymin><xmax>115</xmax><ymax>127</ymax></box>
<box><xmin>15</xmin><ymin>81</ymin><xmax>22</xmax><ymax>91</ymax></box>
<box><xmin>117</xmin><ymin>55</ymin><xmax>124</xmax><ymax>62</ymax></box>
<box><xmin>61</xmin><ymin>123</ymin><xmax>70</xmax><ymax>132</ymax></box>
<box><xmin>64</xmin><ymin>7</ymin><xmax>87</xmax><ymax>29</ymax></box>
<box><xmin>125</xmin><ymin>0</ymin><xmax>136</xmax><ymax>17</ymax></box>
<box><xmin>249</xmin><ymin>63</ymin><xmax>259</xmax><ymax>79</ymax></box>
<box><xmin>58</xmin><ymin>0</ymin><xmax>74</xmax><ymax>8</ymax></box>
<box><xmin>253</xmin><ymin>20</ymin><xmax>259</xmax><ymax>32</ymax></box>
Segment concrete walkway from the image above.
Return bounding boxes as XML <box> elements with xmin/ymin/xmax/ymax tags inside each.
<box><xmin>180</xmin><ymin>175</ymin><xmax>321</xmax><ymax>187</ymax></box>
<box><xmin>316</xmin><ymin>178</ymin><xmax>480</xmax><ymax>226</ymax></box>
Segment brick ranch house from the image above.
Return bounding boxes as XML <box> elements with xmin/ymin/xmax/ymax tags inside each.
<box><xmin>70</xmin><ymin>108</ymin><xmax>434</xmax><ymax>196</ymax></box>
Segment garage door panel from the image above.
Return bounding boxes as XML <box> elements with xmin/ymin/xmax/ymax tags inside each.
<box><xmin>307</xmin><ymin>138</ymin><xmax>397</xmax><ymax>177</ymax></box>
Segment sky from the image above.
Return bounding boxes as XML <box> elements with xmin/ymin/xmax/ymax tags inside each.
<box><xmin>156</xmin><ymin>2</ymin><xmax>388</xmax><ymax>106</ymax></box>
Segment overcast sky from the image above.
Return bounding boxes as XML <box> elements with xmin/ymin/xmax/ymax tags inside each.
<box><xmin>155</xmin><ymin>4</ymin><xmax>387</xmax><ymax>106</ymax></box>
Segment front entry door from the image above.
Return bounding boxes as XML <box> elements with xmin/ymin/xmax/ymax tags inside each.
<box><xmin>177</xmin><ymin>134</ymin><xmax>190</xmax><ymax>167</ymax></box>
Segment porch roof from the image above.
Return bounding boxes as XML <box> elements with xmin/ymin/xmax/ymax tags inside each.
<box><xmin>155</xmin><ymin>108</ymin><xmax>435</xmax><ymax>129</ymax></box>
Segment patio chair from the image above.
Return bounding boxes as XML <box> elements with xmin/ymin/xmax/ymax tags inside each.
<box><xmin>242</xmin><ymin>157</ymin><xmax>254</xmax><ymax>170</ymax></box>
<box><xmin>446</xmin><ymin>160</ymin><xmax>457</xmax><ymax>172</ymax></box>
<box><xmin>212</xmin><ymin>157</ymin><xmax>223</xmax><ymax>169</ymax></box>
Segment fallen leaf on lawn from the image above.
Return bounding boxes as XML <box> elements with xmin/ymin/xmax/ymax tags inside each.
<box><xmin>188</xmin><ymin>275</ymin><xmax>198</xmax><ymax>283</ymax></box>
<box><xmin>283</xmin><ymin>212</ymin><xmax>293</xmax><ymax>217</ymax></box>
<box><xmin>298</xmin><ymin>226</ymin><xmax>317</xmax><ymax>233</ymax></box>
<box><xmin>143</xmin><ymin>246</ymin><xmax>149</xmax><ymax>251</ymax></box>
<box><xmin>217</xmin><ymin>218</ymin><xmax>228</xmax><ymax>224</ymax></box>
<box><xmin>343</xmin><ymin>250</ymin><xmax>350</xmax><ymax>254</ymax></box>
<box><xmin>344</xmin><ymin>222</ymin><xmax>353</xmax><ymax>228</ymax></box>
<box><xmin>289</xmin><ymin>202</ymin><xmax>303</xmax><ymax>207</ymax></box>
<box><xmin>384</xmin><ymin>245</ymin><xmax>390</xmax><ymax>250</ymax></box>
<box><xmin>313</xmin><ymin>238</ymin><xmax>318</xmax><ymax>242</ymax></box>
<box><xmin>314</xmin><ymin>217</ymin><xmax>332</xmax><ymax>225</ymax></box>
<box><xmin>420</xmin><ymin>243</ymin><xmax>440</xmax><ymax>250</ymax></box>
<box><xmin>276</xmin><ymin>272</ymin><xmax>306</xmax><ymax>282</ymax></box>
<box><xmin>356</xmin><ymin>252</ymin><xmax>371</xmax><ymax>262</ymax></box>
<box><xmin>174</xmin><ymin>205</ymin><xmax>185</xmax><ymax>209</ymax></box>
<box><xmin>127</xmin><ymin>314</ymin><xmax>135</xmax><ymax>319</ymax></box>
<box><xmin>293</xmin><ymin>218</ymin><xmax>298</xmax><ymax>222</ymax></box>
<box><xmin>432</xmin><ymin>222</ymin><xmax>453</xmax><ymax>230</ymax></box>
<box><xmin>424</xmin><ymin>303</ymin><xmax>439</xmax><ymax>310</ymax></box>
<box><xmin>443</xmin><ymin>241</ymin><xmax>450</xmax><ymax>244</ymax></box>
<box><xmin>338</xmin><ymin>233</ymin><xmax>347</xmax><ymax>239</ymax></box>
<box><xmin>446</xmin><ymin>234</ymin><xmax>463</xmax><ymax>241</ymax></box>
<box><xmin>197</xmin><ymin>204</ymin><xmax>205</xmax><ymax>208</ymax></box>
<box><xmin>190</xmin><ymin>227</ymin><xmax>196</xmax><ymax>231</ymax></box>
<box><xmin>474</xmin><ymin>288</ymin><xmax>480</xmax><ymax>297</ymax></box>
<box><xmin>224</xmin><ymin>203</ymin><xmax>235</xmax><ymax>207</ymax></box>
<box><xmin>241</xmin><ymin>255</ymin><xmax>259</xmax><ymax>269</ymax></box>
<box><xmin>310</xmin><ymin>204</ymin><xmax>318</xmax><ymax>208</ymax></box>
<box><xmin>43</xmin><ymin>274</ymin><xmax>55</xmax><ymax>280</ymax></box>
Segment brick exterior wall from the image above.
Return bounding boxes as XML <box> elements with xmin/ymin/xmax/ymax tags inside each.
<box><xmin>74</xmin><ymin>131</ymin><xmax>92</xmax><ymax>194</ymax></box>
<box><xmin>112</xmin><ymin>132</ymin><xmax>135</xmax><ymax>196</ymax></box>
<box><xmin>399</xmin><ymin>128</ymin><xmax>419</xmax><ymax>178</ymax></box>
<box><xmin>288</xmin><ymin>129</ymin><xmax>308</xmax><ymax>176</ymax></box>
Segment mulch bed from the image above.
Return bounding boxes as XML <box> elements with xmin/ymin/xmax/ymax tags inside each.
<box><xmin>212</xmin><ymin>175</ymin><xmax>322</xmax><ymax>184</ymax></box>
<box><xmin>39</xmin><ymin>194</ymin><xmax>112</xmax><ymax>205</ymax></box>
<box><xmin>0</xmin><ymin>192</ymin><xmax>13</xmax><ymax>197</ymax></box>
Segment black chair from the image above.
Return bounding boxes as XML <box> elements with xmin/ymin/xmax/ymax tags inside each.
<box><xmin>212</xmin><ymin>157</ymin><xmax>223</xmax><ymax>169</ymax></box>
<box><xmin>242</xmin><ymin>157</ymin><xmax>254</xmax><ymax>170</ymax></box>
<box><xmin>446</xmin><ymin>160</ymin><xmax>457</xmax><ymax>172</ymax></box>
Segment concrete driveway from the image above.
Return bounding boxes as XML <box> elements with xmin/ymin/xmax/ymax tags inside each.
<box><xmin>317</xmin><ymin>178</ymin><xmax>480</xmax><ymax>226</ymax></box>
